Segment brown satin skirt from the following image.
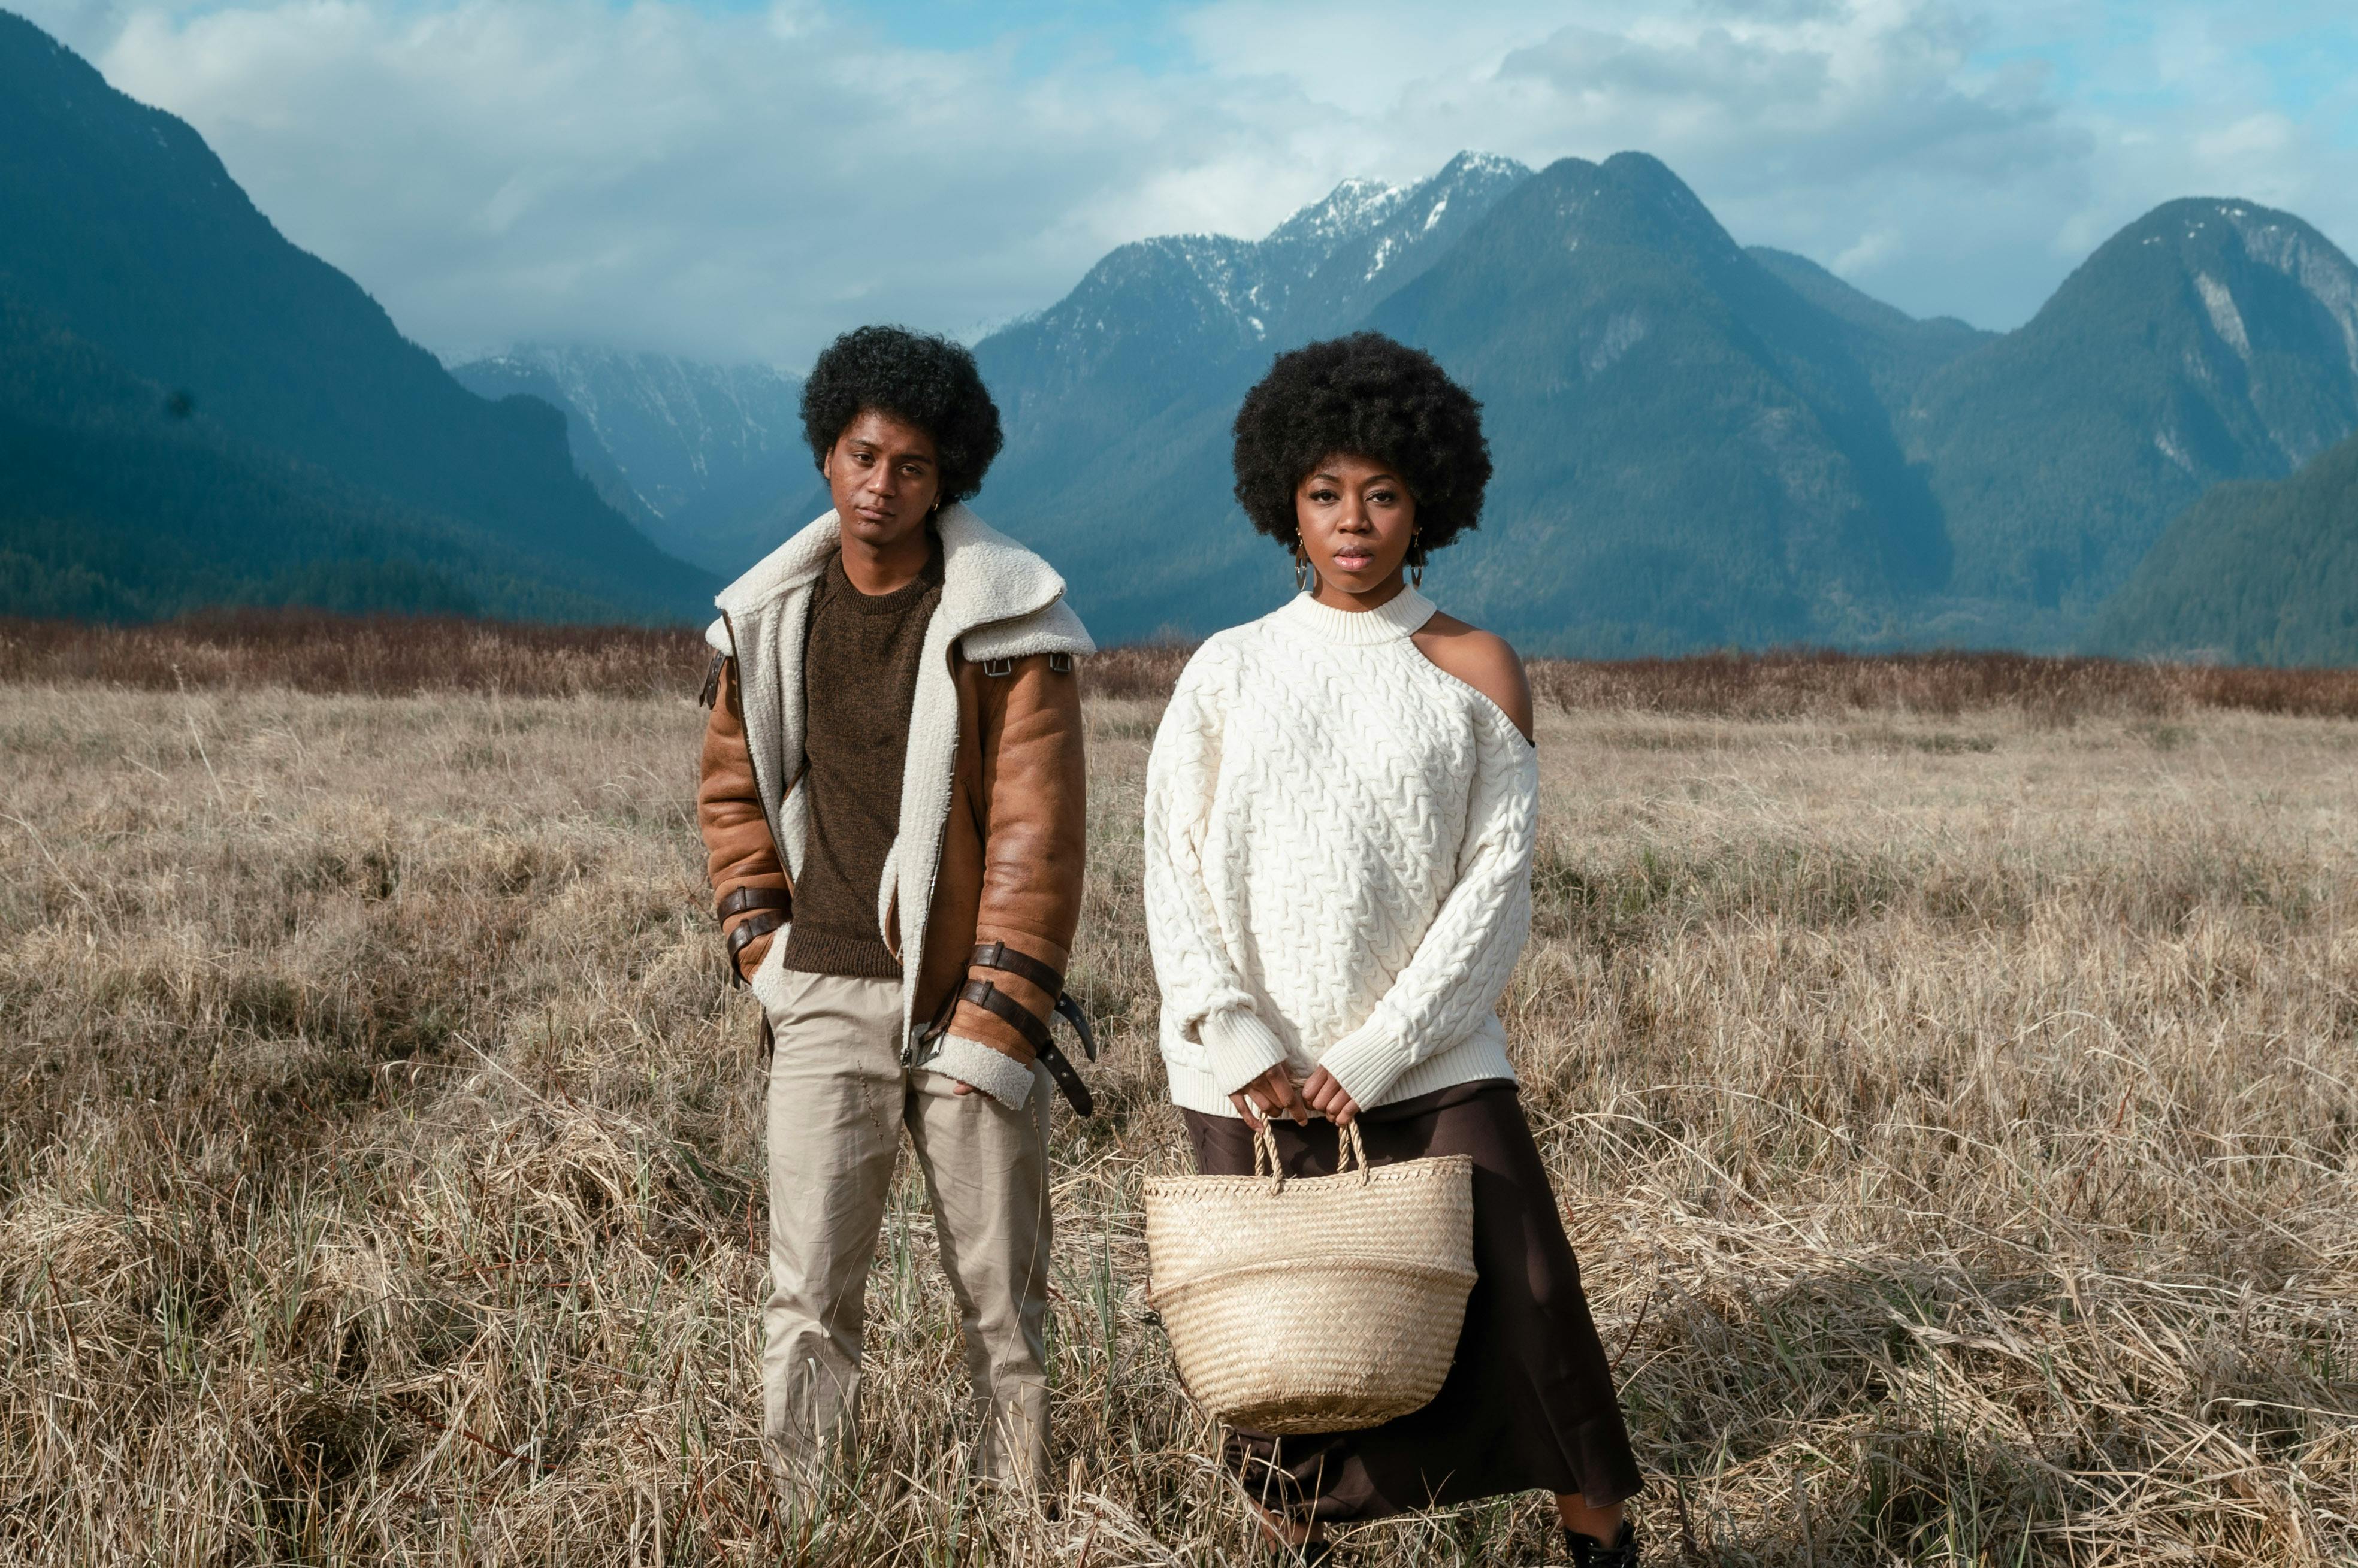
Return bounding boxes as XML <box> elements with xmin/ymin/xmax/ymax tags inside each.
<box><xmin>1179</xmin><ymin>1080</ymin><xmax>1643</xmax><ymax>1522</ymax></box>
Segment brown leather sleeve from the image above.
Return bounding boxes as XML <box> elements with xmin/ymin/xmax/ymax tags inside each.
<box><xmin>947</xmin><ymin>653</ymin><xmax>1087</xmax><ymax>1057</ymax></box>
<box><xmin>697</xmin><ymin>656</ymin><xmax>791</xmax><ymax>980</ymax></box>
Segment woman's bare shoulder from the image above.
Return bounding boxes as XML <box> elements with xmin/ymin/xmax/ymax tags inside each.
<box><xmin>1411</xmin><ymin>611</ymin><xmax>1534</xmax><ymax>741</ymax></box>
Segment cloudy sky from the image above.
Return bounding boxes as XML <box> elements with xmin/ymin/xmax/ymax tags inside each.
<box><xmin>19</xmin><ymin>0</ymin><xmax>2358</xmax><ymax>367</ymax></box>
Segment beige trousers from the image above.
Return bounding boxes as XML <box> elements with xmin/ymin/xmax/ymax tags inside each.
<box><xmin>759</xmin><ymin>968</ymin><xmax>1053</xmax><ymax>1485</ymax></box>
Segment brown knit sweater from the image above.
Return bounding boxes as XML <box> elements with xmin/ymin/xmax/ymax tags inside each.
<box><xmin>779</xmin><ymin>542</ymin><xmax>945</xmax><ymax>978</ymax></box>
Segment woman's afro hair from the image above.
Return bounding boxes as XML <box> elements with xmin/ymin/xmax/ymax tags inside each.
<box><xmin>1231</xmin><ymin>332</ymin><xmax>1490</xmax><ymax>561</ymax></box>
<box><xmin>800</xmin><ymin>325</ymin><xmax>1005</xmax><ymax>506</ymax></box>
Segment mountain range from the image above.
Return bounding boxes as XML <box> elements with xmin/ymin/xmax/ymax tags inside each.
<box><xmin>963</xmin><ymin>153</ymin><xmax>2358</xmax><ymax>653</ymax></box>
<box><xmin>4</xmin><ymin>8</ymin><xmax>2353</xmax><ymax>659</ymax></box>
<box><xmin>0</xmin><ymin>11</ymin><xmax>712</xmax><ymax>623</ymax></box>
<box><xmin>446</xmin><ymin>346</ymin><xmax>805</xmax><ymax>576</ymax></box>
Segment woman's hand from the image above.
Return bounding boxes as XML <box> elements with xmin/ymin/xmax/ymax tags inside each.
<box><xmin>1229</xmin><ymin>1065</ymin><xmax>1311</xmax><ymax>1125</ymax></box>
<box><xmin>1301</xmin><ymin>1066</ymin><xmax>1361</xmax><ymax>1128</ymax></box>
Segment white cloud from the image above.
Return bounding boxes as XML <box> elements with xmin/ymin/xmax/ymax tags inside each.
<box><xmin>1835</xmin><ymin>226</ymin><xmax>1901</xmax><ymax>274</ymax></box>
<box><xmin>68</xmin><ymin>0</ymin><xmax>1322</xmax><ymax>364</ymax></box>
<box><xmin>2194</xmin><ymin>113</ymin><xmax>2292</xmax><ymax>164</ymax></box>
<box><xmin>13</xmin><ymin>0</ymin><xmax>2355</xmax><ymax>361</ymax></box>
<box><xmin>1167</xmin><ymin>0</ymin><xmax>2104</xmax><ymax>323</ymax></box>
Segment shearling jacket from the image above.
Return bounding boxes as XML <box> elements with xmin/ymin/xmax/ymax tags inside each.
<box><xmin>696</xmin><ymin>504</ymin><xmax>1093</xmax><ymax>1107</ymax></box>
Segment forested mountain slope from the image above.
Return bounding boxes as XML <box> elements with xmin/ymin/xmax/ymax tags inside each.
<box><xmin>1745</xmin><ymin>246</ymin><xmax>1991</xmax><ymax>410</ymax></box>
<box><xmin>0</xmin><ymin>295</ymin><xmax>622</xmax><ymax>620</ymax></box>
<box><xmin>1362</xmin><ymin>153</ymin><xmax>1949</xmax><ymax>652</ymax></box>
<box><xmin>0</xmin><ymin>12</ymin><xmax>711</xmax><ymax>622</ymax></box>
<box><xmin>2090</xmin><ymin>428</ymin><xmax>2358</xmax><ymax>665</ymax></box>
<box><xmin>1907</xmin><ymin>199</ymin><xmax>2358</xmax><ymax>622</ymax></box>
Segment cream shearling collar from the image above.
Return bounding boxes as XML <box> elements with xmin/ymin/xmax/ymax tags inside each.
<box><xmin>706</xmin><ymin>503</ymin><xmax>1081</xmax><ymax>653</ymax></box>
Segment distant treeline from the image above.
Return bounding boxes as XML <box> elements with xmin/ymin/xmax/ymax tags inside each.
<box><xmin>8</xmin><ymin>610</ymin><xmax>2358</xmax><ymax>720</ymax></box>
<box><xmin>0</xmin><ymin>610</ymin><xmax>709</xmax><ymax>700</ymax></box>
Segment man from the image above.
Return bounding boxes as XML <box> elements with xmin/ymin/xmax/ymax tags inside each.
<box><xmin>696</xmin><ymin>325</ymin><xmax>1090</xmax><ymax>1487</ymax></box>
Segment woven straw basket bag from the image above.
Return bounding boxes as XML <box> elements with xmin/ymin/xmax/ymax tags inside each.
<box><xmin>1142</xmin><ymin>1118</ymin><xmax>1477</xmax><ymax>1434</ymax></box>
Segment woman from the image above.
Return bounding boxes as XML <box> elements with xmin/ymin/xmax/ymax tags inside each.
<box><xmin>1143</xmin><ymin>333</ymin><xmax>1643</xmax><ymax>1564</ymax></box>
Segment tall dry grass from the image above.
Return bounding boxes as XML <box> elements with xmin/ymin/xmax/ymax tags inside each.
<box><xmin>2</xmin><ymin>653</ymin><xmax>2355</xmax><ymax>1564</ymax></box>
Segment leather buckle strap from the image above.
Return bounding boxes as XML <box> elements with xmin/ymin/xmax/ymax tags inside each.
<box><xmin>968</xmin><ymin>943</ymin><xmax>1095</xmax><ymax>1063</ymax></box>
<box><xmin>1054</xmin><ymin>994</ymin><xmax>1098</xmax><ymax>1063</ymax></box>
<box><xmin>725</xmin><ymin>910</ymin><xmax>784</xmax><ymax>983</ymax></box>
<box><xmin>1033</xmin><ymin>1039</ymin><xmax>1095</xmax><ymax>1118</ymax></box>
<box><xmin>953</xmin><ymin>979</ymin><xmax>1095</xmax><ymax>1116</ymax></box>
<box><xmin>717</xmin><ymin>885</ymin><xmax>791</xmax><ymax>923</ymax></box>
<box><xmin>958</xmin><ymin>978</ymin><xmax>1052</xmax><ymax>1053</ymax></box>
<box><xmin>968</xmin><ymin>941</ymin><xmax>1063</xmax><ymax>999</ymax></box>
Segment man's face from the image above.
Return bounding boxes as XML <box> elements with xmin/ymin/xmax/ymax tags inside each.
<box><xmin>824</xmin><ymin>407</ymin><xmax>942</xmax><ymax>553</ymax></box>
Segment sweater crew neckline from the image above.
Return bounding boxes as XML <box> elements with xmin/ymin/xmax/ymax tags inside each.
<box><xmin>1276</xmin><ymin>586</ymin><xmax>1437</xmax><ymax>646</ymax></box>
<box><xmin>822</xmin><ymin>541</ymin><xmax>945</xmax><ymax>616</ymax></box>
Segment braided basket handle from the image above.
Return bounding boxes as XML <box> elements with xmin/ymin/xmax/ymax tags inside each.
<box><xmin>1250</xmin><ymin>1115</ymin><xmax>1371</xmax><ymax>1193</ymax></box>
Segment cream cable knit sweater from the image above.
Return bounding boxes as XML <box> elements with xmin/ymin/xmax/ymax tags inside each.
<box><xmin>1144</xmin><ymin>588</ymin><xmax>1538</xmax><ymax>1118</ymax></box>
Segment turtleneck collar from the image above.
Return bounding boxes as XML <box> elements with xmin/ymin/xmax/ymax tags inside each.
<box><xmin>1274</xmin><ymin>585</ymin><xmax>1438</xmax><ymax>646</ymax></box>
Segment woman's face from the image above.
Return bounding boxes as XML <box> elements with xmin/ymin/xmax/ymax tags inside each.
<box><xmin>1294</xmin><ymin>452</ymin><xmax>1416</xmax><ymax>601</ymax></box>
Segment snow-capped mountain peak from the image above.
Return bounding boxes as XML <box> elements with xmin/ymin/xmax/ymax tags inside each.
<box><xmin>1263</xmin><ymin>175</ymin><xmax>1410</xmax><ymax>253</ymax></box>
<box><xmin>985</xmin><ymin>152</ymin><xmax>1535</xmax><ymax>382</ymax></box>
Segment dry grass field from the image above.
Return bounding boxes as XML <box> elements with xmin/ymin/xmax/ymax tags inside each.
<box><xmin>5</xmin><ymin>621</ymin><xmax>2357</xmax><ymax>1565</ymax></box>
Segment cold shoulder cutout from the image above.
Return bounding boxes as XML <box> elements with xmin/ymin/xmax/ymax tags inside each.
<box><xmin>1412</xmin><ymin>612</ymin><xmax>1534</xmax><ymax>742</ymax></box>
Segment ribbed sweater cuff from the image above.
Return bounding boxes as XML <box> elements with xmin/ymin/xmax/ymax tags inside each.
<box><xmin>1315</xmin><ymin>1006</ymin><xmax>1414</xmax><ymax>1110</ymax></box>
<box><xmin>1198</xmin><ymin>1007</ymin><xmax>1289</xmax><ymax>1097</ymax></box>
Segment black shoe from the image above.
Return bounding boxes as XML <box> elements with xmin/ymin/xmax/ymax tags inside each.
<box><xmin>1566</xmin><ymin>1521</ymin><xmax>1637</xmax><ymax>1566</ymax></box>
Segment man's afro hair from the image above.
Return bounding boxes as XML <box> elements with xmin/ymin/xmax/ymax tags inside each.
<box><xmin>800</xmin><ymin>325</ymin><xmax>1005</xmax><ymax>506</ymax></box>
<box><xmin>1231</xmin><ymin>332</ymin><xmax>1490</xmax><ymax>562</ymax></box>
